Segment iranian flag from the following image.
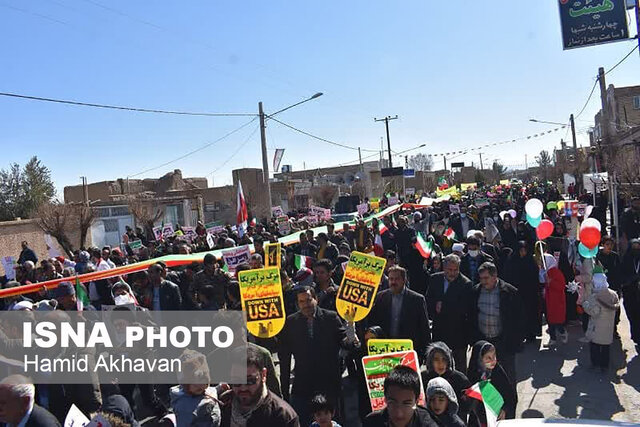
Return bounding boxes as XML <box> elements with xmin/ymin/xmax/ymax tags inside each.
<box><xmin>236</xmin><ymin>180</ymin><xmax>248</xmax><ymax>237</ymax></box>
<box><xmin>414</xmin><ymin>232</ymin><xmax>433</xmax><ymax>259</ymax></box>
<box><xmin>444</xmin><ymin>227</ymin><xmax>456</xmax><ymax>241</ymax></box>
<box><xmin>75</xmin><ymin>276</ymin><xmax>91</xmax><ymax>311</ymax></box>
<box><xmin>465</xmin><ymin>381</ymin><xmax>504</xmax><ymax>427</ymax></box>
<box><xmin>249</xmin><ymin>217</ymin><xmax>257</xmax><ymax>227</ymax></box>
<box><xmin>378</xmin><ymin>222</ymin><xmax>389</xmax><ymax>235</ymax></box>
<box><xmin>294</xmin><ymin>254</ymin><xmax>314</xmax><ymax>270</ymax></box>
<box><xmin>373</xmin><ymin>233</ymin><xmax>384</xmax><ymax>256</ymax></box>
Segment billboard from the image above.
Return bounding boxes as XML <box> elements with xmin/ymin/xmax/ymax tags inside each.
<box><xmin>558</xmin><ymin>0</ymin><xmax>629</xmax><ymax>49</ymax></box>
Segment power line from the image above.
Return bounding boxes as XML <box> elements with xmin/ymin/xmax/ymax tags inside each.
<box><xmin>574</xmin><ymin>79</ymin><xmax>599</xmax><ymax>120</ymax></box>
<box><xmin>128</xmin><ymin>117</ymin><xmax>258</xmax><ymax>178</ymax></box>
<box><xmin>0</xmin><ymin>92</ymin><xmax>256</xmax><ymax>117</ymax></box>
<box><xmin>208</xmin><ymin>125</ymin><xmax>261</xmax><ymax>176</ymax></box>
<box><xmin>605</xmin><ymin>44</ymin><xmax>639</xmax><ymax>76</ymax></box>
<box><xmin>267</xmin><ymin>116</ymin><xmax>379</xmax><ymax>152</ymax></box>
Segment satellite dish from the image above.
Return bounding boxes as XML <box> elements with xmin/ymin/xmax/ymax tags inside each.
<box><xmin>344</xmin><ymin>173</ymin><xmax>355</xmax><ymax>185</ymax></box>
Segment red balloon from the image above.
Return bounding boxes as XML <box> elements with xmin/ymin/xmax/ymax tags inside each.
<box><xmin>536</xmin><ymin>219</ymin><xmax>554</xmax><ymax>240</ymax></box>
<box><xmin>580</xmin><ymin>226</ymin><xmax>601</xmax><ymax>249</ymax></box>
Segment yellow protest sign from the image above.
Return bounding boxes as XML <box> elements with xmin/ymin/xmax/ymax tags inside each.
<box><xmin>238</xmin><ymin>267</ymin><xmax>286</xmax><ymax>338</ymax></box>
<box><xmin>336</xmin><ymin>251</ymin><xmax>386</xmax><ymax>322</ymax></box>
<box><xmin>367</xmin><ymin>339</ymin><xmax>414</xmax><ymax>355</ymax></box>
<box><xmin>436</xmin><ymin>186</ymin><xmax>459</xmax><ymax>197</ymax></box>
<box><xmin>460</xmin><ymin>182</ymin><xmax>477</xmax><ymax>191</ymax></box>
<box><xmin>264</xmin><ymin>242</ymin><xmax>281</xmax><ymax>268</ymax></box>
<box><xmin>499</xmin><ymin>179</ymin><xmax>510</xmax><ymax>186</ymax></box>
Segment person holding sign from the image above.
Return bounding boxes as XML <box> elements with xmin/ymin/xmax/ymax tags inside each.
<box><xmin>368</xmin><ymin>266</ymin><xmax>430</xmax><ymax>363</ymax></box>
<box><xmin>363</xmin><ymin>366</ymin><xmax>438</xmax><ymax>427</ymax></box>
<box><xmin>278</xmin><ymin>286</ymin><xmax>359</xmax><ymax>426</ymax></box>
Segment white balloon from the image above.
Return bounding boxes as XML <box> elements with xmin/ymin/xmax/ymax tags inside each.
<box><xmin>525</xmin><ymin>198</ymin><xmax>543</xmax><ymax>218</ymax></box>
<box><xmin>581</xmin><ymin>217</ymin><xmax>601</xmax><ymax>231</ymax></box>
<box><xmin>499</xmin><ymin>211</ymin><xmax>508</xmax><ymax>220</ymax></box>
<box><xmin>508</xmin><ymin>209</ymin><xmax>517</xmax><ymax>218</ymax></box>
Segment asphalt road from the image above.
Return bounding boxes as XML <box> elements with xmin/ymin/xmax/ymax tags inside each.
<box><xmin>515</xmin><ymin>305</ymin><xmax>640</xmax><ymax>422</ymax></box>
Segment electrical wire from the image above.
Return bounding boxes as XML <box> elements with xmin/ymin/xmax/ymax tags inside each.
<box><xmin>208</xmin><ymin>125</ymin><xmax>261</xmax><ymax>176</ymax></box>
<box><xmin>605</xmin><ymin>44</ymin><xmax>639</xmax><ymax>76</ymax></box>
<box><xmin>128</xmin><ymin>117</ymin><xmax>258</xmax><ymax>178</ymax></box>
<box><xmin>0</xmin><ymin>92</ymin><xmax>256</xmax><ymax>117</ymax></box>
<box><xmin>267</xmin><ymin>116</ymin><xmax>379</xmax><ymax>152</ymax></box>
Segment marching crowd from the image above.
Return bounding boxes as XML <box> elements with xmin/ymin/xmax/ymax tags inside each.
<box><xmin>1</xmin><ymin>181</ymin><xmax>640</xmax><ymax>426</ymax></box>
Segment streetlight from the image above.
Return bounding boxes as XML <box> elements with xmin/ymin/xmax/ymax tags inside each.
<box><xmin>529</xmin><ymin>118</ymin><xmax>568</xmax><ymax>126</ymax></box>
<box><xmin>259</xmin><ymin>93</ymin><xmax>324</xmax><ymax>219</ymax></box>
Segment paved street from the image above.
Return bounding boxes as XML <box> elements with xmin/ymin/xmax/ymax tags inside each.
<box><xmin>516</xmin><ymin>306</ymin><xmax>640</xmax><ymax>422</ymax></box>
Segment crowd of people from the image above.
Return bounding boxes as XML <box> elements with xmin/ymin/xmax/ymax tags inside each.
<box><xmin>1</xmin><ymin>181</ymin><xmax>640</xmax><ymax>426</ymax></box>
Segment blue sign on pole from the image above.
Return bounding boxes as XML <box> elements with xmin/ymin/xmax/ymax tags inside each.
<box><xmin>403</xmin><ymin>169</ymin><xmax>415</xmax><ymax>178</ymax></box>
<box><xmin>558</xmin><ymin>0</ymin><xmax>629</xmax><ymax>50</ymax></box>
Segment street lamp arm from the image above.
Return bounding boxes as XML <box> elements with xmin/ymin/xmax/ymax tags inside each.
<box><xmin>268</xmin><ymin>92</ymin><xmax>323</xmax><ymax>117</ymax></box>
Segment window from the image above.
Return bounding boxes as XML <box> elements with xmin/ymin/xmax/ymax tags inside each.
<box><xmin>633</xmin><ymin>95</ymin><xmax>640</xmax><ymax>110</ymax></box>
<box><xmin>102</xmin><ymin>219</ymin><xmax>119</xmax><ymax>232</ymax></box>
<box><xmin>110</xmin><ymin>206</ymin><xmax>129</xmax><ymax>217</ymax></box>
<box><xmin>95</xmin><ymin>207</ymin><xmax>110</xmax><ymax>218</ymax></box>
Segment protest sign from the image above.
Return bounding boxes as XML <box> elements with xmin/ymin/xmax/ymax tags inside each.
<box><xmin>238</xmin><ymin>267</ymin><xmax>286</xmax><ymax>338</ymax></box>
<box><xmin>310</xmin><ymin>205</ymin><xmax>331</xmax><ymax>220</ymax></box>
<box><xmin>388</xmin><ymin>196</ymin><xmax>399</xmax><ymax>205</ymax></box>
<box><xmin>336</xmin><ymin>251</ymin><xmax>386</xmax><ymax>322</ymax></box>
<box><xmin>362</xmin><ymin>350</ymin><xmax>425</xmax><ymax>412</ymax></box>
<box><xmin>436</xmin><ymin>186</ymin><xmax>459</xmax><ymax>197</ymax></box>
<box><xmin>1</xmin><ymin>256</ymin><xmax>16</xmax><ymax>280</ymax></box>
<box><xmin>405</xmin><ymin>187</ymin><xmax>415</xmax><ymax>196</ymax></box>
<box><xmin>161</xmin><ymin>224</ymin><xmax>174</xmax><ymax>239</ymax></box>
<box><xmin>271</xmin><ymin>206</ymin><xmax>284</xmax><ymax>217</ymax></box>
<box><xmin>206</xmin><ymin>233</ymin><xmax>215</xmax><ymax>249</ymax></box>
<box><xmin>306</xmin><ymin>215</ymin><xmax>318</xmax><ymax>226</ymax></box>
<box><xmin>128</xmin><ymin>240</ymin><xmax>143</xmax><ymax>253</ymax></box>
<box><xmin>499</xmin><ymin>179</ymin><xmax>510</xmax><ymax>186</ymax></box>
<box><xmin>264</xmin><ymin>242</ymin><xmax>281</xmax><ymax>268</ymax></box>
<box><xmin>449</xmin><ymin>204</ymin><xmax>460</xmax><ymax>214</ymax></box>
<box><xmin>182</xmin><ymin>226</ymin><xmax>197</xmax><ymax>242</ymax></box>
<box><xmin>205</xmin><ymin>221</ymin><xmax>225</xmax><ymax>235</ymax></box>
<box><xmin>357</xmin><ymin>203</ymin><xmax>368</xmax><ymax>216</ymax></box>
<box><xmin>577</xmin><ymin>203</ymin><xmax>587</xmax><ymax>217</ymax></box>
<box><xmin>152</xmin><ymin>226</ymin><xmax>162</xmax><ymax>241</ymax></box>
<box><xmin>222</xmin><ymin>245</ymin><xmax>251</xmax><ymax>273</ymax></box>
<box><xmin>370</xmin><ymin>198</ymin><xmax>380</xmax><ymax>211</ymax></box>
<box><xmin>461</xmin><ymin>182</ymin><xmax>477</xmax><ymax>191</ymax></box>
<box><xmin>64</xmin><ymin>404</ymin><xmax>90</xmax><ymax>427</ymax></box>
<box><xmin>475</xmin><ymin>198</ymin><xmax>490</xmax><ymax>208</ymax></box>
<box><xmin>277</xmin><ymin>216</ymin><xmax>290</xmax><ymax>235</ymax></box>
<box><xmin>367</xmin><ymin>339</ymin><xmax>414</xmax><ymax>355</ymax></box>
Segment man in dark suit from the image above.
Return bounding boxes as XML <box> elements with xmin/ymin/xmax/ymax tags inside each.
<box><xmin>148</xmin><ymin>264</ymin><xmax>182</xmax><ymax>311</ymax></box>
<box><xmin>368</xmin><ymin>266</ymin><xmax>431</xmax><ymax>362</ymax></box>
<box><xmin>0</xmin><ymin>375</ymin><xmax>61</xmax><ymax>427</ymax></box>
<box><xmin>449</xmin><ymin>207</ymin><xmax>476</xmax><ymax>243</ymax></box>
<box><xmin>426</xmin><ymin>253</ymin><xmax>473</xmax><ymax>371</ymax></box>
<box><xmin>460</xmin><ymin>236</ymin><xmax>494</xmax><ymax>285</ymax></box>
<box><xmin>468</xmin><ymin>262</ymin><xmax>523</xmax><ymax>382</ymax></box>
<box><xmin>278</xmin><ymin>286</ymin><xmax>357</xmax><ymax>425</ymax></box>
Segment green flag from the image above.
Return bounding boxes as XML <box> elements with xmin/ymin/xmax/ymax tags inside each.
<box><xmin>75</xmin><ymin>276</ymin><xmax>90</xmax><ymax>311</ymax></box>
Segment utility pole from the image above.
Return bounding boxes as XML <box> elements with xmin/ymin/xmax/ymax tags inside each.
<box><xmin>636</xmin><ymin>0</ymin><xmax>640</xmax><ymax>57</ymax></box>
<box><xmin>81</xmin><ymin>176</ymin><xmax>89</xmax><ymax>206</ymax></box>
<box><xmin>598</xmin><ymin>67</ymin><xmax>609</xmax><ymax>147</ymax></box>
<box><xmin>258</xmin><ymin>102</ymin><xmax>273</xmax><ymax>219</ymax></box>
<box><xmin>358</xmin><ymin>147</ymin><xmax>363</xmax><ymax>172</ymax></box>
<box><xmin>374</xmin><ymin>115</ymin><xmax>398</xmax><ymax>168</ymax></box>
<box><xmin>479</xmin><ymin>153</ymin><xmax>484</xmax><ymax>170</ymax></box>
<box><xmin>443</xmin><ymin>156</ymin><xmax>447</xmax><ymax>171</ymax></box>
<box><xmin>570</xmin><ymin>114</ymin><xmax>577</xmax><ymax>150</ymax></box>
<box><xmin>525</xmin><ymin>154</ymin><xmax>528</xmax><ymax>170</ymax></box>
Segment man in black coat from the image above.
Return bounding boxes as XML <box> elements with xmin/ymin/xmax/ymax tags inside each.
<box><xmin>426</xmin><ymin>253</ymin><xmax>473</xmax><ymax>371</ymax></box>
<box><xmin>459</xmin><ymin>236</ymin><xmax>494</xmax><ymax>285</ymax></box>
<box><xmin>621</xmin><ymin>238</ymin><xmax>640</xmax><ymax>346</ymax></box>
<box><xmin>0</xmin><ymin>375</ymin><xmax>61</xmax><ymax>427</ymax></box>
<box><xmin>278</xmin><ymin>286</ymin><xmax>357</xmax><ymax>425</ymax></box>
<box><xmin>148</xmin><ymin>264</ymin><xmax>182</xmax><ymax>311</ymax></box>
<box><xmin>449</xmin><ymin>207</ymin><xmax>476</xmax><ymax>243</ymax></box>
<box><xmin>368</xmin><ymin>266</ymin><xmax>431</xmax><ymax>362</ymax></box>
<box><xmin>468</xmin><ymin>262</ymin><xmax>523</xmax><ymax>382</ymax></box>
<box><xmin>17</xmin><ymin>241</ymin><xmax>38</xmax><ymax>265</ymax></box>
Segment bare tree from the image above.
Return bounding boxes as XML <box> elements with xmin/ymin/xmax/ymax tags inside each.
<box><xmin>75</xmin><ymin>204</ymin><xmax>95</xmax><ymax>249</ymax></box>
<box><xmin>310</xmin><ymin>185</ymin><xmax>338</xmax><ymax>208</ymax></box>
<box><xmin>127</xmin><ymin>197</ymin><xmax>163</xmax><ymax>239</ymax></box>
<box><xmin>37</xmin><ymin>202</ymin><xmax>75</xmax><ymax>257</ymax></box>
<box><xmin>611</xmin><ymin>147</ymin><xmax>640</xmax><ymax>199</ymax></box>
<box><xmin>536</xmin><ymin>150</ymin><xmax>553</xmax><ymax>181</ymax></box>
<box><xmin>407</xmin><ymin>153</ymin><xmax>433</xmax><ymax>171</ymax></box>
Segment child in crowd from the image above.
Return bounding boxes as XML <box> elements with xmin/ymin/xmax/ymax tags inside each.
<box><xmin>583</xmin><ymin>266</ymin><xmax>620</xmax><ymax>372</ymax></box>
<box><xmin>467</xmin><ymin>341</ymin><xmax>517</xmax><ymax>426</ymax></box>
<box><xmin>426</xmin><ymin>377</ymin><xmax>466</xmax><ymax>427</ymax></box>
<box><xmin>309</xmin><ymin>394</ymin><xmax>341</xmax><ymax>427</ymax></box>
<box><xmin>170</xmin><ymin>350</ymin><xmax>221</xmax><ymax>427</ymax></box>
<box><xmin>421</xmin><ymin>341</ymin><xmax>471</xmax><ymax>421</ymax></box>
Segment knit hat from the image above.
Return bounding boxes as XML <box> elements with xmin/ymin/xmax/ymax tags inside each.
<box><xmin>592</xmin><ymin>265</ymin><xmax>609</xmax><ymax>291</ymax></box>
<box><xmin>294</xmin><ymin>267</ymin><xmax>314</xmax><ymax>287</ymax></box>
<box><xmin>426</xmin><ymin>377</ymin><xmax>459</xmax><ymax>416</ymax></box>
<box><xmin>53</xmin><ymin>281</ymin><xmax>75</xmax><ymax>298</ymax></box>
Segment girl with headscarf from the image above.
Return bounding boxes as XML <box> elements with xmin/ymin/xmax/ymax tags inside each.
<box><xmin>540</xmin><ymin>253</ymin><xmax>567</xmax><ymax>345</ymax></box>
<box><xmin>505</xmin><ymin>241</ymin><xmax>542</xmax><ymax>342</ymax></box>
<box><xmin>466</xmin><ymin>341</ymin><xmax>517</xmax><ymax>425</ymax></box>
<box><xmin>499</xmin><ymin>218</ymin><xmax>518</xmax><ymax>252</ymax></box>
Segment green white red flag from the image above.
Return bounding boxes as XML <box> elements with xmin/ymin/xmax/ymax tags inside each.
<box><xmin>75</xmin><ymin>276</ymin><xmax>91</xmax><ymax>311</ymax></box>
<box><xmin>294</xmin><ymin>254</ymin><xmax>314</xmax><ymax>270</ymax></box>
<box><xmin>378</xmin><ymin>222</ymin><xmax>388</xmax><ymax>235</ymax></box>
<box><xmin>465</xmin><ymin>381</ymin><xmax>504</xmax><ymax>427</ymax></box>
<box><xmin>414</xmin><ymin>232</ymin><xmax>433</xmax><ymax>259</ymax></box>
<box><xmin>444</xmin><ymin>227</ymin><xmax>456</xmax><ymax>241</ymax></box>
